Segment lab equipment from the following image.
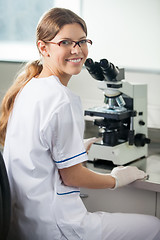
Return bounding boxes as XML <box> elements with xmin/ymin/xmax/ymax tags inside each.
<box><xmin>84</xmin><ymin>58</ymin><xmax>150</xmax><ymax>165</ymax></box>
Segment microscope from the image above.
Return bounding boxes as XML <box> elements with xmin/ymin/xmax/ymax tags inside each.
<box><xmin>84</xmin><ymin>58</ymin><xmax>150</xmax><ymax>165</ymax></box>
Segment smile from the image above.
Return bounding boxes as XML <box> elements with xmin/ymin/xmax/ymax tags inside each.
<box><xmin>66</xmin><ymin>58</ymin><xmax>82</xmax><ymax>63</ymax></box>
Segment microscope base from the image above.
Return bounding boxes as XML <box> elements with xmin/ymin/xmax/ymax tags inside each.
<box><xmin>88</xmin><ymin>142</ymin><xmax>148</xmax><ymax>165</ymax></box>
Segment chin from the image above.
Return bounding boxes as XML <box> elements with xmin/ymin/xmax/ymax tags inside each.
<box><xmin>72</xmin><ymin>71</ymin><xmax>81</xmax><ymax>76</ymax></box>
<box><xmin>70</xmin><ymin>68</ymin><xmax>82</xmax><ymax>76</ymax></box>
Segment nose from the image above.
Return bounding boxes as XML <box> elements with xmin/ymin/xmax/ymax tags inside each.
<box><xmin>71</xmin><ymin>44</ymin><xmax>82</xmax><ymax>54</ymax></box>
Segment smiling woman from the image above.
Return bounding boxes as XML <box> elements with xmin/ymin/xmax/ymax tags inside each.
<box><xmin>1</xmin><ymin>7</ymin><xmax>160</xmax><ymax>240</ymax></box>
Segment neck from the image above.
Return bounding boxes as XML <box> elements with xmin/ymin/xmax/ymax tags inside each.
<box><xmin>38</xmin><ymin>63</ymin><xmax>71</xmax><ymax>86</ymax></box>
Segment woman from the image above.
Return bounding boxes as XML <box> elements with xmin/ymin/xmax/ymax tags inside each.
<box><xmin>0</xmin><ymin>8</ymin><xmax>160</xmax><ymax>240</ymax></box>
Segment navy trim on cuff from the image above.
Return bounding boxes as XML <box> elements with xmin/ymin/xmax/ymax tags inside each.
<box><xmin>54</xmin><ymin>151</ymin><xmax>87</xmax><ymax>164</ymax></box>
<box><xmin>57</xmin><ymin>190</ymin><xmax>80</xmax><ymax>195</ymax></box>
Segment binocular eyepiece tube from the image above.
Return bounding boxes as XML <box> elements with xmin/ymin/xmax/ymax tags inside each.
<box><xmin>84</xmin><ymin>58</ymin><xmax>120</xmax><ymax>82</ymax></box>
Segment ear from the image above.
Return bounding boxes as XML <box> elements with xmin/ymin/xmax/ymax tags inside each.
<box><xmin>37</xmin><ymin>40</ymin><xmax>50</xmax><ymax>57</ymax></box>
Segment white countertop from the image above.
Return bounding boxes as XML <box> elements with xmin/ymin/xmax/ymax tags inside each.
<box><xmin>130</xmin><ymin>155</ymin><xmax>160</xmax><ymax>192</ymax></box>
<box><xmin>85</xmin><ymin>154</ymin><xmax>160</xmax><ymax>193</ymax></box>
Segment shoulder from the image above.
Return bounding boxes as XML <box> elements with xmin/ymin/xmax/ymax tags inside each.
<box><xmin>27</xmin><ymin>76</ymin><xmax>64</xmax><ymax>95</ymax></box>
<box><xmin>14</xmin><ymin>75</ymin><xmax>82</xmax><ymax>119</ymax></box>
<box><xmin>20</xmin><ymin>76</ymin><xmax>69</xmax><ymax>105</ymax></box>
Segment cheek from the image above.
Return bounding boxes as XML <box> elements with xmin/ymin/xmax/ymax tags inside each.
<box><xmin>49</xmin><ymin>52</ymin><xmax>65</xmax><ymax>67</ymax></box>
<box><xmin>82</xmin><ymin>49</ymin><xmax>88</xmax><ymax>63</ymax></box>
<box><xmin>84</xmin><ymin>48</ymin><xmax>89</xmax><ymax>58</ymax></box>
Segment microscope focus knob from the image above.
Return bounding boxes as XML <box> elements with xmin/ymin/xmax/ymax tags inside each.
<box><xmin>134</xmin><ymin>133</ymin><xmax>151</xmax><ymax>147</ymax></box>
<box><xmin>139</xmin><ymin>120</ymin><xmax>145</xmax><ymax>126</ymax></box>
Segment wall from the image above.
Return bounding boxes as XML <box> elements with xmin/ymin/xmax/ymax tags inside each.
<box><xmin>0</xmin><ymin>61</ymin><xmax>24</xmax><ymax>101</ymax></box>
<box><xmin>82</xmin><ymin>0</ymin><xmax>160</xmax><ymax>73</ymax></box>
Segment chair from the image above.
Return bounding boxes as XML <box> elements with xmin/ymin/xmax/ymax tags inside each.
<box><xmin>0</xmin><ymin>151</ymin><xmax>11</xmax><ymax>240</ymax></box>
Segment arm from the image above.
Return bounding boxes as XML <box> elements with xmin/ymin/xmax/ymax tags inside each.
<box><xmin>59</xmin><ymin>163</ymin><xmax>116</xmax><ymax>189</ymax></box>
<box><xmin>59</xmin><ymin>164</ymin><xmax>147</xmax><ymax>189</ymax></box>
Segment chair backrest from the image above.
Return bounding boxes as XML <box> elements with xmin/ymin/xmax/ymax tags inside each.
<box><xmin>0</xmin><ymin>152</ymin><xmax>11</xmax><ymax>240</ymax></box>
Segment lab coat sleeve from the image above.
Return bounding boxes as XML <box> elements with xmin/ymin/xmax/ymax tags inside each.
<box><xmin>41</xmin><ymin>102</ymin><xmax>88</xmax><ymax>169</ymax></box>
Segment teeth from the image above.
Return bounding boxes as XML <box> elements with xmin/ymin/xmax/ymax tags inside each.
<box><xmin>68</xmin><ymin>59</ymin><xmax>81</xmax><ymax>63</ymax></box>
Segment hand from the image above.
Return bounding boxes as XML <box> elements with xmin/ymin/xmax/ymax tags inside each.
<box><xmin>110</xmin><ymin>166</ymin><xmax>147</xmax><ymax>188</ymax></box>
<box><xmin>84</xmin><ymin>137</ymin><xmax>100</xmax><ymax>154</ymax></box>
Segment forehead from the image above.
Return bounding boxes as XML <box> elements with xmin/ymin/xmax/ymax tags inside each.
<box><xmin>53</xmin><ymin>23</ymin><xmax>86</xmax><ymax>40</ymax></box>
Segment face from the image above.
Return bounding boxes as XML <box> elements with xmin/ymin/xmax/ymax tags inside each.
<box><xmin>38</xmin><ymin>23</ymin><xmax>89</xmax><ymax>85</ymax></box>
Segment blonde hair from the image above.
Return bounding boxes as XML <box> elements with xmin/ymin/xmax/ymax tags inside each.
<box><xmin>0</xmin><ymin>8</ymin><xmax>87</xmax><ymax>146</ymax></box>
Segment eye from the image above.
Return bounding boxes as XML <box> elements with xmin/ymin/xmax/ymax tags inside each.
<box><xmin>79</xmin><ymin>39</ymin><xmax>87</xmax><ymax>45</ymax></box>
<box><xmin>59</xmin><ymin>40</ymin><xmax>72</xmax><ymax>46</ymax></box>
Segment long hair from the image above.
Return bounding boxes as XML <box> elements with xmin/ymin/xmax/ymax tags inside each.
<box><xmin>0</xmin><ymin>8</ymin><xmax>87</xmax><ymax>146</ymax></box>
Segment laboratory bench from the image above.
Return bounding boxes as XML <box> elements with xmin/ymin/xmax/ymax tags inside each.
<box><xmin>81</xmin><ymin>123</ymin><xmax>160</xmax><ymax>218</ymax></box>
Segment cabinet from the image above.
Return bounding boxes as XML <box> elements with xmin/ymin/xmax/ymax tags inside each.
<box><xmin>80</xmin><ymin>186</ymin><xmax>157</xmax><ymax>216</ymax></box>
<box><xmin>157</xmin><ymin>192</ymin><xmax>160</xmax><ymax>218</ymax></box>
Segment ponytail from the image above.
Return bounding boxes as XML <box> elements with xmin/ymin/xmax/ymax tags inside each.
<box><xmin>0</xmin><ymin>60</ymin><xmax>43</xmax><ymax>146</ymax></box>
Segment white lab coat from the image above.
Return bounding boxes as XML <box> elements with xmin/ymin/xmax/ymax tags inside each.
<box><xmin>4</xmin><ymin>76</ymin><xmax>160</xmax><ymax>240</ymax></box>
<box><xmin>3</xmin><ymin>76</ymin><xmax>102</xmax><ymax>239</ymax></box>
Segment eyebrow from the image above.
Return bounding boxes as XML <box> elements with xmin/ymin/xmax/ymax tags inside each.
<box><xmin>59</xmin><ymin>36</ymin><xmax>87</xmax><ymax>41</ymax></box>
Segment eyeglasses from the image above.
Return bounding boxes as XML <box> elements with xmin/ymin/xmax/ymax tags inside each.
<box><xmin>45</xmin><ymin>39</ymin><xmax>92</xmax><ymax>49</ymax></box>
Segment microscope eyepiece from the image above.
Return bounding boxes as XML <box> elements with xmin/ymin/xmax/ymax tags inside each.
<box><xmin>85</xmin><ymin>58</ymin><xmax>124</xmax><ymax>83</ymax></box>
<box><xmin>85</xmin><ymin>58</ymin><xmax>122</xmax><ymax>82</ymax></box>
<box><xmin>85</xmin><ymin>58</ymin><xmax>104</xmax><ymax>81</ymax></box>
<box><xmin>100</xmin><ymin>59</ymin><xmax>119</xmax><ymax>81</ymax></box>
<box><xmin>84</xmin><ymin>58</ymin><xmax>94</xmax><ymax>67</ymax></box>
<box><xmin>99</xmin><ymin>59</ymin><xmax>110</xmax><ymax>68</ymax></box>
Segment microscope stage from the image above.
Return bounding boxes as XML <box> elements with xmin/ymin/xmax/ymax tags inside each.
<box><xmin>85</xmin><ymin>107</ymin><xmax>135</xmax><ymax>120</ymax></box>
